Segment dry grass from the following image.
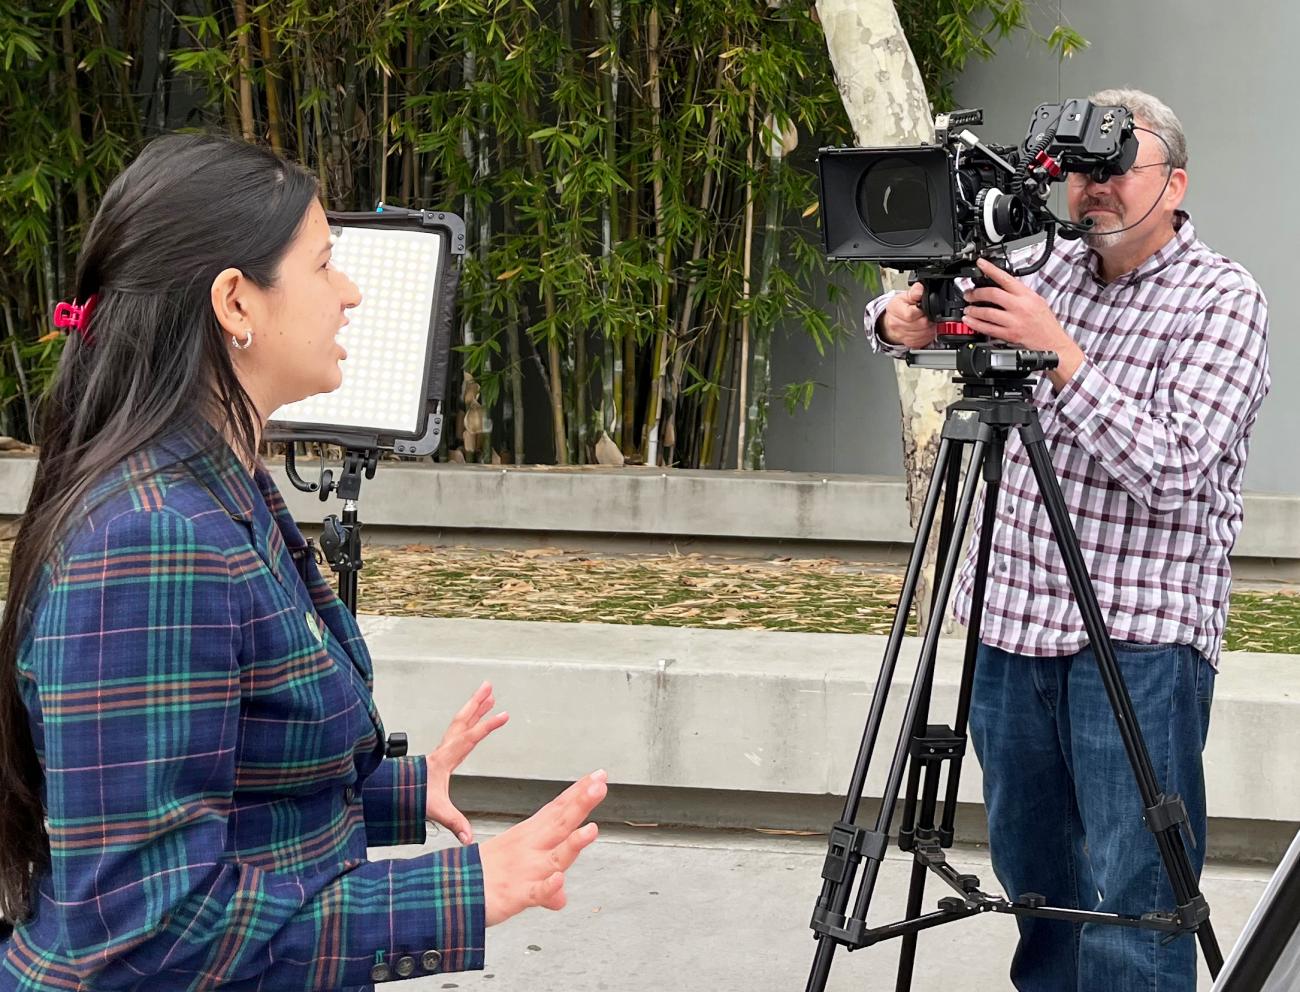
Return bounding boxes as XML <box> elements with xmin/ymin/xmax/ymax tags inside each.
<box><xmin>357</xmin><ymin>544</ymin><xmax>1300</xmax><ymax>654</ymax></box>
<box><xmin>2</xmin><ymin>536</ymin><xmax>1296</xmax><ymax>653</ymax></box>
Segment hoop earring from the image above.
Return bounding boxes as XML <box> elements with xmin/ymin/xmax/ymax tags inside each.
<box><xmin>231</xmin><ymin>328</ymin><xmax>254</xmax><ymax>350</ymax></box>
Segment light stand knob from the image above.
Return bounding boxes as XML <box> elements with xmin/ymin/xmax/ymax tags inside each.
<box><xmin>385</xmin><ymin>732</ymin><xmax>409</xmax><ymax>758</ymax></box>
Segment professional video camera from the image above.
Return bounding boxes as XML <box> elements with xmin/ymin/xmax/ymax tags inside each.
<box><xmin>818</xmin><ymin>99</ymin><xmax>1138</xmax><ymax>348</ymax></box>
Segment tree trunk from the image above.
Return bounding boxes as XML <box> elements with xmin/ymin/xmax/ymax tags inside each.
<box><xmin>816</xmin><ymin>0</ymin><xmax>961</xmax><ymax>635</ymax></box>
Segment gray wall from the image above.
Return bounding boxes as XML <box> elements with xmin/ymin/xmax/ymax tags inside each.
<box><xmin>767</xmin><ymin>0</ymin><xmax>1299</xmax><ymax>493</ymax></box>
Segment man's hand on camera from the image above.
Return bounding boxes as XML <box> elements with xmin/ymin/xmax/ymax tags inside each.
<box><xmin>963</xmin><ymin>258</ymin><xmax>1086</xmax><ymax>389</ymax></box>
<box><xmin>879</xmin><ymin>282</ymin><xmax>938</xmax><ymax>349</ymax></box>
<box><xmin>478</xmin><ymin>770</ymin><xmax>608</xmax><ymax>926</ymax></box>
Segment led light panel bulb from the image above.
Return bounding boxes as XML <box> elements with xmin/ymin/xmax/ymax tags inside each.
<box><xmin>273</xmin><ymin>225</ymin><xmax>444</xmax><ymax>435</ymax></box>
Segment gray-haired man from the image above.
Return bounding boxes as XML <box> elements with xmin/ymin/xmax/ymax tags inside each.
<box><xmin>866</xmin><ymin>89</ymin><xmax>1271</xmax><ymax>990</ymax></box>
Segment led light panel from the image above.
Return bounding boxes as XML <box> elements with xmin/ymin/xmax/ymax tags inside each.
<box><xmin>267</xmin><ymin>209</ymin><xmax>463</xmax><ymax>455</ymax></box>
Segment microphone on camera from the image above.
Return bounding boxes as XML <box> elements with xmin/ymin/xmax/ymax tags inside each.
<box><xmin>1058</xmin><ymin>216</ymin><xmax>1096</xmax><ymax>241</ymax></box>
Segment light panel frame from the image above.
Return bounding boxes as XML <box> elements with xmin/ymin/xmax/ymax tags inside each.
<box><xmin>267</xmin><ymin>207</ymin><xmax>465</xmax><ymax>456</ymax></box>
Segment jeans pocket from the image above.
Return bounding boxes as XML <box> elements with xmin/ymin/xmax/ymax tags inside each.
<box><xmin>1111</xmin><ymin>640</ymin><xmax>1174</xmax><ymax>655</ymax></box>
<box><xmin>1195</xmin><ymin>657</ymin><xmax>1214</xmax><ymax>699</ymax></box>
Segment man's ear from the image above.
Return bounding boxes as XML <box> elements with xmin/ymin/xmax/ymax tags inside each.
<box><xmin>1165</xmin><ymin>168</ymin><xmax>1189</xmax><ymax>214</ymax></box>
<box><xmin>210</xmin><ymin>267</ymin><xmax>252</xmax><ymax>337</ymax></box>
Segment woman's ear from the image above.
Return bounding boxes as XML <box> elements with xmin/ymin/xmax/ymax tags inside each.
<box><xmin>210</xmin><ymin>267</ymin><xmax>251</xmax><ymax>337</ymax></box>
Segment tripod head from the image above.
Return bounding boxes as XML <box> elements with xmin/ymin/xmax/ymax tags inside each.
<box><xmin>907</xmin><ymin>343</ymin><xmax>1058</xmax><ymax>398</ymax></box>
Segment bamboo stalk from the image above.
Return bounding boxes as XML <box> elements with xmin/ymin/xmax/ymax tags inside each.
<box><xmin>507</xmin><ymin>294</ymin><xmax>525</xmax><ymax>463</ymax></box>
<box><xmin>523</xmin><ymin>92</ymin><xmax>568</xmax><ymax>464</ymax></box>
<box><xmin>743</xmin><ymin>117</ymin><xmax>786</xmax><ymax>471</ymax></box>
<box><xmin>233</xmin><ymin>0</ymin><xmax>255</xmax><ymax>141</ymax></box>
<box><xmin>380</xmin><ymin>69</ymin><xmax>389</xmax><ymax>203</ymax></box>
<box><xmin>337</xmin><ymin>50</ymin><xmax>360</xmax><ymax>203</ymax></box>
<box><xmin>2</xmin><ymin>302</ymin><xmax>35</xmax><ymax>443</ymax></box>
<box><xmin>60</xmin><ymin>12</ymin><xmax>89</xmax><ymax>228</ymax></box>
<box><xmin>154</xmin><ymin>1</ymin><xmax>173</xmax><ymax>132</ymax></box>
<box><xmin>459</xmin><ymin>46</ymin><xmax>479</xmax><ymax>460</ymax></box>
<box><xmin>663</xmin><ymin>35</ymin><xmax>727</xmax><ymax>467</ymax></box>
<box><xmin>735</xmin><ymin>82</ymin><xmax>757</xmax><ymax>470</ymax></box>
<box><xmin>699</xmin><ymin>297</ymin><xmax>733</xmax><ymax>469</ymax></box>
<box><xmin>621</xmin><ymin>102</ymin><xmax>639</xmax><ymax>456</ymax></box>
<box><xmin>476</xmin><ymin>48</ymin><xmax>494</xmax><ymax>461</ymax></box>
<box><xmin>557</xmin><ymin>0</ymin><xmax>586</xmax><ymax>462</ymax></box>
<box><xmin>305</xmin><ymin>43</ymin><xmax>330</xmax><ymax>205</ymax></box>
<box><xmin>596</xmin><ymin>0</ymin><xmax>622</xmax><ymax>444</ymax></box>
<box><xmin>639</xmin><ymin>6</ymin><xmax>670</xmax><ymax>466</ymax></box>
<box><xmin>291</xmin><ymin>58</ymin><xmax>306</xmax><ymax>163</ymax></box>
<box><xmin>258</xmin><ymin>12</ymin><xmax>285</xmax><ymax>155</ymax></box>
<box><xmin>402</xmin><ymin>26</ymin><xmax>415</xmax><ymax>203</ymax></box>
<box><xmin>502</xmin><ymin>203</ymin><xmax>526</xmax><ymax>463</ymax></box>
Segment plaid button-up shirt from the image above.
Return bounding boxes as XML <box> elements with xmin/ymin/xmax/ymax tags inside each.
<box><xmin>866</xmin><ymin>214</ymin><xmax>1270</xmax><ymax>663</ymax></box>
<box><xmin>4</xmin><ymin>424</ymin><xmax>483</xmax><ymax>991</ymax></box>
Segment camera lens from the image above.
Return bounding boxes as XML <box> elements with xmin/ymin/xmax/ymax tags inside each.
<box><xmin>856</xmin><ymin>158</ymin><xmax>933</xmax><ymax>246</ymax></box>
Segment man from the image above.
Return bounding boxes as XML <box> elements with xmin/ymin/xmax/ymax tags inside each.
<box><xmin>865</xmin><ymin>89</ymin><xmax>1270</xmax><ymax>990</ymax></box>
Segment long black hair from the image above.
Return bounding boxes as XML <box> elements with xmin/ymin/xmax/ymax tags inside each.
<box><xmin>0</xmin><ymin>133</ymin><xmax>318</xmax><ymax>923</ymax></box>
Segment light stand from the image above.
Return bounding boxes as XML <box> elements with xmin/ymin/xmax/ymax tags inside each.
<box><xmin>269</xmin><ymin>205</ymin><xmax>463</xmax><ymax>766</ymax></box>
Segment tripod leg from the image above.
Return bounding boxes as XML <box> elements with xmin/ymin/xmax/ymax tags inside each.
<box><xmin>894</xmin><ymin>447</ymin><xmax>968</xmax><ymax>992</ymax></box>
<box><xmin>899</xmin><ymin>449</ymin><xmax>963</xmax><ymax>852</ymax></box>
<box><xmin>841</xmin><ymin>436</ymin><xmax>989</xmax><ymax>938</ymax></box>
<box><xmin>939</xmin><ymin>430</ymin><xmax>1004</xmax><ymax>843</ymax></box>
<box><xmin>895</xmin><ymin>762</ymin><xmax>948</xmax><ymax>992</ymax></box>
<box><xmin>1019</xmin><ymin>425</ymin><xmax>1224</xmax><ymax>975</ymax></box>
<box><xmin>806</xmin><ymin>435</ymin><xmax>971</xmax><ymax>992</ymax></box>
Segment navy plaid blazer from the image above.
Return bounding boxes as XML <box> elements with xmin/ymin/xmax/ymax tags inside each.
<box><xmin>2</xmin><ymin>424</ymin><xmax>484</xmax><ymax>990</ymax></box>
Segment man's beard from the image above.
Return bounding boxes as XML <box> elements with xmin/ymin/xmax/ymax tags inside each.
<box><xmin>1079</xmin><ymin>199</ymin><xmax>1126</xmax><ymax>250</ymax></box>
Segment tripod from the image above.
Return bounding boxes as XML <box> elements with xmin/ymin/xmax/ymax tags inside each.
<box><xmin>805</xmin><ymin>345</ymin><xmax>1223</xmax><ymax>991</ymax></box>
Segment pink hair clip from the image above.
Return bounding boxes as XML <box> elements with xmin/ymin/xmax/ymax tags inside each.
<box><xmin>52</xmin><ymin>294</ymin><xmax>98</xmax><ymax>345</ymax></box>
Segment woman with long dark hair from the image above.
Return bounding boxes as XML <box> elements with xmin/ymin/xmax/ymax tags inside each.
<box><xmin>0</xmin><ymin>134</ymin><xmax>606</xmax><ymax>990</ymax></box>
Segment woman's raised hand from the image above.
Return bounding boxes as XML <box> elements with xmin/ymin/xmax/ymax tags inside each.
<box><xmin>478</xmin><ymin>770</ymin><xmax>608</xmax><ymax>926</ymax></box>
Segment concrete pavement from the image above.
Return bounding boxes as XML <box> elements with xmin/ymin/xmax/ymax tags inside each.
<box><xmin>391</xmin><ymin>820</ymin><xmax>1274</xmax><ymax>991</ymax></box>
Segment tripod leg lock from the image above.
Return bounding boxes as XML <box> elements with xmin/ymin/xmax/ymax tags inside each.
<box><xmin>1143</xmin><ymin>793</ymin><xmax>1195</xmax><ymax>849</ymax></box>
<box><xmin>1172</xmin><ymin>894</ymin><xmax>1211</xmax><ymax>933</ymax></box>
<box><xmin>820</xmin><ymin>822</ymin><xmax>889</xmax><ymax>884</ymax></box>
<box><xmin>1154</xmin><ymin>894</ymin><xmax>1211</xmax><ymax>944</ymax></box>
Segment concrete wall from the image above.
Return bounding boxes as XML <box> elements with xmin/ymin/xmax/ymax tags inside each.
<box><xmin>365</xmin><ymin>617</ymin><xmax>1300</xmax><ymax>860</ymax></box>
<box><xmin>766</xmin><ymin>0</ymin><xmax>1300</xmax><ymax>494</ymax></box>
<box><xmin>2</xmin><ymin>457</ymin><xmax>1298</xmax><ymax>567</ymax></box>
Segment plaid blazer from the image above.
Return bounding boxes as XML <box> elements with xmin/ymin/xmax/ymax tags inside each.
<box><xmin>1</xmin><ymin>425</ymin><xmax>484</xmax><ymax>990</ymax></box>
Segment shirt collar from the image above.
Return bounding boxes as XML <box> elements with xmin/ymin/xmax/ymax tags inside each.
<box><xmin>155</xmin><ymin>419</ymin><xmax>258</xmax><ymax>523</ymax></box>
<box><xmin>1080</xmin><ymin>210</ymin><xmax>1194</xmax><ymax>288</ymax></box>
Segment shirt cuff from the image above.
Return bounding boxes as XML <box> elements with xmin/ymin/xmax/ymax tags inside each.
<box><xmin>1051</xmin><ymin>355</ymin><xmax>1111</xmax><ymax>434</ymax></box>
<box><xmin>864</xmin><ymin>291</ymin><xmax>911</xmax><ymax>359</ymax></box>
<box><xmin>361</xmin><ymin>755</ymin><xmax>429</xmax><ymax>848</ymax></box>
<box><xmin>402</xmin><ymin>844</ymin><xmax>486</xmax><ymax>976</ymax></box>
<box><xmin>346</xmin><ymin>843</ymin><xmax>486</xmax><ymax>984</ymax></box>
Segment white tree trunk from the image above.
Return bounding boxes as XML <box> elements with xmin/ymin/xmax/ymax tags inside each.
<box><xmin>817</xmin><ymin>0</ymin><xmax>962</xmax><ymax>634</ymax></box>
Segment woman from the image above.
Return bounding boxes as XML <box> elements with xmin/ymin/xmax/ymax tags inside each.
<box><xmin>0</xmin><ymin>134</ymin><xmax>606</xmax><ymax>990</ymax></box>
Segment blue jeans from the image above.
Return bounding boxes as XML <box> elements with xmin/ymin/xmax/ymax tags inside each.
<box><xmin>968</xmin><ymin>642</ymin><xmax>1215</xmax><ymax>992</ymax></box>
